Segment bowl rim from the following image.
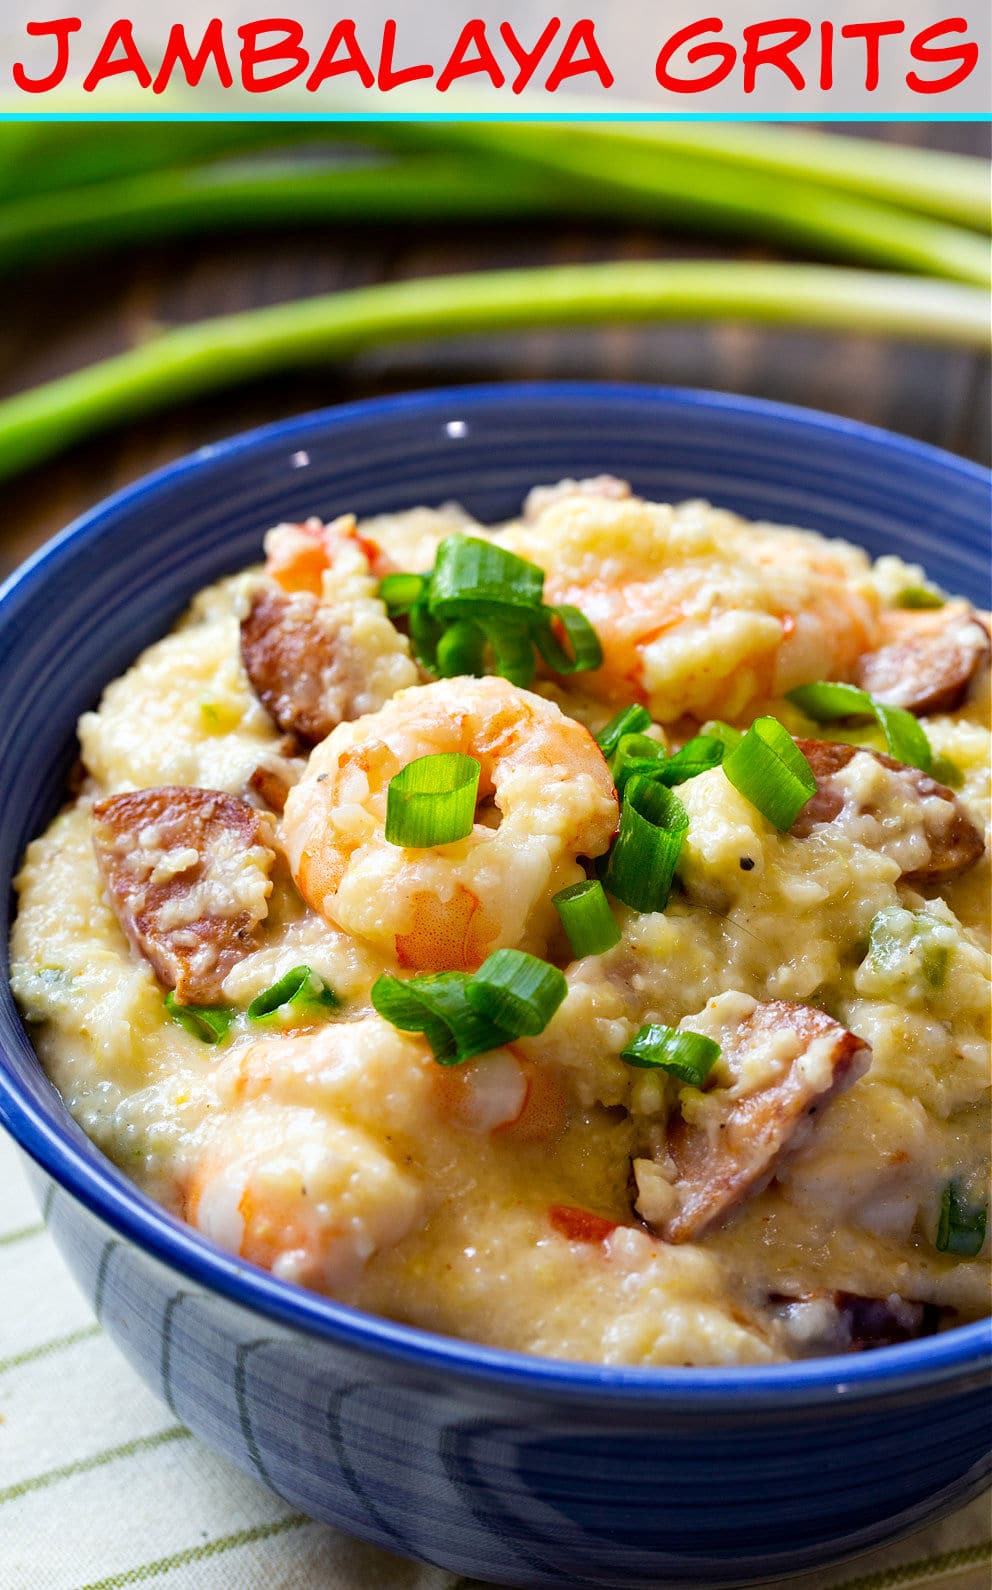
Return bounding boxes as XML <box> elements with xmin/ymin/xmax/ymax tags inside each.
<box><xmin>1</xmin><ymin>380</ymin><xmax>989</xmax><ymax>1407</ymax></box>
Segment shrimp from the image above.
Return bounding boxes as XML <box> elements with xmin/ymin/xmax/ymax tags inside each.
<box><xmin>282</xmin><ymin>676</ymin><xmax>618</xmax><ymax>972</ymax></box>
<box><xmin>431</xmin><ymin>1046</ymin><xmax>568</xmax><ymax>1142</ymax></box>
<box><xmin>185</xmin><ymin>1017</ymin><xmax>433</xmax><ymax>1291</ymax></box>
<box><xmin>497</xmin><ymin>491</ymin><xmax>881</xmax><ymax>723</ymax></box>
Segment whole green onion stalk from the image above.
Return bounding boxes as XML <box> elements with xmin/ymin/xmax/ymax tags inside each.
<box><xmin>0</xmin><ymin>261</ymin><xmax>985</xmax><ymax>485</ymax></box>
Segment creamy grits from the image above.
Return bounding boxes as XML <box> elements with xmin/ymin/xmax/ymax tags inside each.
<box><xmin>11</xmin><ymin>480</ymin><xmax>990</xmax><ymax>1366</ymax></box>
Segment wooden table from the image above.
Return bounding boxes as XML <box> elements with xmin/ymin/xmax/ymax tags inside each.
<box><xmin>1</xmin><ymin>122</ymin><xmax>988</xmax><ymax>578</ymax></box>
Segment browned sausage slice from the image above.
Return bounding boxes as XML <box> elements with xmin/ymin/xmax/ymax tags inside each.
<box><xmin>791</xmin><ymin>739</ymin><xmax>984</xmax><ymax>883</ymax></box>
<box><xmin>855</xmin><ymin>603</ymin><xmax>990</xmax><ymax>716</ymax></box>
<box><xmin>649</xmin><ymin>1000</ymin><xmax>871</xmax><ymax>1244</ymax></box>
<box><xmin>240</xmin><ymin>587</ymin><xmax>361</xmax><ymax>746</ymax></box>
<box><xmin>93</xmin><ymin>787</ymin><xmax>275</xmax><ymax>1004</ymax></box>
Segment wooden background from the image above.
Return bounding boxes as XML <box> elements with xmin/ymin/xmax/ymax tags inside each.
<box><xmin>1</xmin><ymin>121</ymin><xmax>988</xmax><ymax>580</ymax></box>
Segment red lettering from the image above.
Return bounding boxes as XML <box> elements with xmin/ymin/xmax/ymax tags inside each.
<box><xmin>907</xmin><ymin>17</ymin><xmax>978</xmax><ymax>94</ymax></box>
<box><xmin>741</xmin><ymin>18</ymin><xmax>812</xmax><ymax>93</ymax></box>
<box><xmin>153</xmin><ymin>20</ymin><xmax>232</xmax><ymax>95</ymax></box>
<box><xmin>13</xmin><ymin>17</ymin><xmax>81</xmax><ymax>92</ymax></box>
<box><xmin>306</xmin><ymin>20</ymin><xmax>374</xmax><ymax>91</ymax></box>
<box><xmin>378</xmin><ymin>19</ymin><xmax>433</xmax><ymax>90</ymax></box>
<box><xmin>83</xmin><ymin>19</ymin><xmax>151</xmax><ymax>92</ymax></box>
<box><xmin>437</xmin><ymin>19</ymin><xmax>505</xmax><ymax>92</ymax></box>
<box><xmin>656</xmin><ymin>18</ymin><xmax>736</xmax><ymax>94</ymax></box>
<box><xmin>840</xmin><ymin>20</ymin><xmax>905</xmax><ymax>93</ymax></box>
<box><xmin>545</xmin><ymin>20</ymin><xmax>613</xmax><ymax>92</ymax></box>
<box><xmin>819</xmin><ymin>20</ymin><xmax>834</xmax><ymax>90</ymax></box>
<box><xmin>237</xmin><ymin>20</ymin><xmax>308</xmax><ymax>93</ymax></box>
<box><xmin>500</xmin><ymin>18</ymin><xmax>561</xmax><ymax>94</ymax></box>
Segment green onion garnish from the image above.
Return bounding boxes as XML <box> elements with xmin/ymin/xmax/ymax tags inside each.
<box><xmin>930</xmin><ymin>753</ymin><xmax>964</xmax><ymax>789</ymax></box>
<box><xmin>595</xmin><ymin>704</ymin><xmax>652</xmax><ymax>757</ymax></box>
<box><xmin>620</xmin><ymin>1023</ymin><xmax>721</xmax><ymax>1085</ymax></box>
<box><xmin>532</xmin><ymin>604</ymin><xmax>604</xmax><ymax>675</ymax></box>
<box><xmin>466</xmin><ymin>947</ymin><xmax>568</xmax><ymax>1038</ymax></box>
<box><xmin>897</xmin><ymin>585</ymin><xmax>944</xmax><ymax>610</ymax></box>
<box><xmin>601</xmin><ymin>775</ymin><xmax>689</xmax><ymax>914</ymax></box>
<box><xmin>935</xmin><ymin>1181</ymin><xmax>987</xmax><ymax>1258</ymax></box>
<box><xmin>379</xmin><ymin>572</ymin><xmax>426</xmax><ymax>616</ymax></box>
<box><xmin>701</xmin><ymin>719</ymin><xmax>745</xmax><ymax>752</ymax></box>
<box><xmin>479</xmin><ymin>620</ymin><xmax>538</xmax><ymax>688</ymax></box>
<box><xmin>786</xmin><ymin>680</ymin><xmax>932</xmax><ymax>773</ymax></box>
<box><xmin>658</xmin><ymin>734</ymin><xmax>725</xmax><ymax>785</ymax></box>
<box><xmin>408</xmin><ymin>593</ymin><xmax>444</xmax><ymax>672</ymax></box>
<box><xmin>164</xmin><ymin>991</ymin><xmax>234</xmax><ymax>1044</ymax></box>
<box><xmin>429</xmin><ymin>534</ymin><xmax>544</xmax><ymax>622</ymax></box>
<box><xmin>722</xmin><ymin>716</ymin><xmax>817</xmax><ymax>829</ymax></box>
<box><xmin>553</xmin><ymin>879</ymin><xmax>621</xmax><ymax>958</ymax></box>
<box><xmin>246</xmin><ymin>965</ymin><xmax>338</xmax><ymax>1023</ymax></box>
<box><xmin>371</xmin><ymin>970</ymin><xmax>506</xmax><ymax>1065</ymax></box>
<box><xmin>435</xmin><ymin>618</ymin><xmax>486</xmax><ymax>678</ymax></box>
<box><xmin>385</xmin><ymin>752</ymin><xmax>481</xmax><ymax>848</ymax></box>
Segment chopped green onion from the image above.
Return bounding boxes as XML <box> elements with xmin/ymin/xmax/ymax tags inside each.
<box><xmin>931</xmin><ymin>753</ymin><xmax>964</xmax><ymax>789</ymax></box>
<box><xmin>246</xmin><ymin>965</ymin><xmax>338</xmax><ymax>1023</ymax></box>
<box><xmin>379</xmin><ymin>572</ymin><xmax>426</xmax><ymax>616</ymax></box>
<box><xmin>429</xmin><ymin>534</ymin><xmax>544</xmax><ymax>622</ymax></box>
<box><xmin>553</xmin><ymin>879</ymin><xmax>621</xmax><ymax>958</ymax></box>
<box><xmin>408</xmin><ymin>593</ymin><xmax>444</xmax><ymax>671</ymax></box>
<box><xmin>479</xmin><ymin>620</ymin><xmax>537</xmax><ymax>688</ymax></box>
<box><xmin>722</xmin><ymin>716</ymin><xmax>817</xmax><ymax>829</ymax></box>
<box><xmin>466</xmin><ymin>947</ymin><xmax>568</xmax><ymax>1038</ymax></box>
<box><xmin>611</xmin><ymin>732</ymin><xmax>723</xmax><ymax>796</ymax></box>
<box><xmin>701</xmin><ymin>719</ymin><xmax>745</xmax><ymax>752</ymax></box>
<box><xmin>595</xmin><ymin>704</ymin><xmax>652</xmax><ymax>757</ymax></box>
<box><xmin>532</xmin><ymin>604</ymin><xmax>604</xmax><ymax>675</ymax></box>
<box><xmin>601</xmin><ymin>775</ymin><xmax>689</xmax><ymax>913</ymax></box>
<box><xmin>435</xmin><ymin>618</ymin><xmax>486</xmax><ymax>678</ymax></box>
<box><xmin>609</xmin><ymin>730</ymin><xmax>668</xmax><ymax>795</ymax></box>
<box><xmin>371</xmin><ymin>970</ymin><xmax>507</xmax><ymax>1065</ymax></box>
<box><xmin>935</xmin><ymin>1181</ymin><xmax>987</xmax><ymax>1258</ymax></box>
<box><xmin>385</xmin><ymin>752</ymin><xmax>480</xmax><ymax>848</ymax></box>
<box><xmin>786</xmin><ymin>680</ymin><xmax>932</xmax><ymax>772</ymax></box>
<box><xmin>620</xmin><ymin>1023</ymin><xmax>721</xmax><ymax>1085</ymax></box>
<box><xmin>164</xmin><ymin>991</ymin><xmax>234</xmax><ymax>1044</ymax></box>
<box><xmin>897</xmin><ymin>585</ymin><xmax>944</xmax><ymax>610</ymax></box>
<box><xmin>658</xmin><ymin>734</ymin><xmax>725</xmax><ymax>785</ymax></box>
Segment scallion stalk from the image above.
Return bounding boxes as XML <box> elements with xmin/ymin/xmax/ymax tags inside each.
<box><xmin>164</xmin><ymin>991</ymin><xmax>234</xmax><ymax>1044</ymax></box>
<box><xmin>786</xmin><ymin>680</ymin><xmax>932</xmax><ymax>772</ymax></box>
<box><xmin>620</xmin><ymin>1023</ymin><xmax>721</xmax><ymax>1085</ymax></box>
<box><xmin>601</xmin><ymin>775</ymin><xmax>689</xmax><ymax>914</ymax></box>
<box><xmin>246</xmin><ymin>965</ymin><xmax>338</xmax><ymax>1023</ymax></box>
<box><xmin>935</xmin><ymin>1181</ymin><xmax>987</xmax><ymax>1258</ymax></box>
<box><xmin>0</xmin><ymin>262</ymin><xmax>984</xmax><ymax>486</ymax></box>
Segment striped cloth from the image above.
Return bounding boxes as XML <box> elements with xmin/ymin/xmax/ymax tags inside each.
<box><xmin>1</xmin><ymin>1128</ymin><xmax>988</xmax><ymax>1590</ymax></box>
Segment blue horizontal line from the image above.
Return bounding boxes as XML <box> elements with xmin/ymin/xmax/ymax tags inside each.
<box><xmin>0</xmin><ymin>111</ymin><xmax>988</xmax><ymax>123</ymax></box>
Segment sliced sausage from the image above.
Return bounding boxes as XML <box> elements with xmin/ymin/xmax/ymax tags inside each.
<box><xmin>771</xmin><ymin>1290</ymin><xmax>948</xmax><ymax>1354</ymax></box>
<box><xmin>647</xmin><ymin>1000</ymin><xmax>871</xmax><ymax>1244</ymax></box>
<box><xmin>240</xmin><ymin>587</ymin><xmax>363</xmax><ymax>746</ymax></box>
<box><xmin>93</xmin><ymin>787</ymin><xmax>275</xmax><ymax>1004</ymax></box>
<box><xmin>855</xmin><ymin>603</ymin><xmax>990</xmax><ymax>716</ymax></box>
<box><xmin>792</xmin><ymin>739</ymin><xmax>984</xmax><ymax>883</ymax></box>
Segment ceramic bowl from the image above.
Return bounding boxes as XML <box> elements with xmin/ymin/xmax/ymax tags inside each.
<box><xmin>1</xmin><ymin>385</ymin><xmax>989</xmax><ymax>1589</ymax></box>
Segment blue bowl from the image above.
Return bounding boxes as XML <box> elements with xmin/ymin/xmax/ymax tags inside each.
<box><xmin>0</xmin><ymin>385</ymin><xmax>989</xmax><ymax>1589</ymax></box>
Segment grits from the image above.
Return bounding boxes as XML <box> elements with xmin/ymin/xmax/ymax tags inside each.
<box><xmin>10</xmin><ymin>484</ymin><xmax>990</xmax><ymax>1366</ymax></box>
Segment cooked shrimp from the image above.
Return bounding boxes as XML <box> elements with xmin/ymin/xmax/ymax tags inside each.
<box><xmin>282</xmin><ymin>676</ymin><xmax>618</xmax><ymax>972</ymax></box>
<box><xmin>262</xmin><ymin>514</ymin><xmax>385</xmax><ymax>594</ymax></box>
<box><xmin>186</xmin><ymin>1017</ymin><xmax>434</xmax><ymax>1291</ymax></box>
<box><xmin>432</xmin><ymin>1047</ymin><xmax>568</xmax><ymax>1142</ymax></box>
<box><xmin>498</xmin><ymin>492</ymin><xmax>881</xmax><ymax>723</ymax></box>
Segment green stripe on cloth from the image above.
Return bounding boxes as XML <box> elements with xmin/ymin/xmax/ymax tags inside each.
<box><xmin>0</xmin><ymin>1322</ymin><xmax>101</xmax><ymax>1374</ymax></box>
<box><xmin>76</xmin><ymin>1515</ymin><xmax>313</xmax><ymax>1589</ymax></box>
<box><xmin>0</xmin><ymin>1221</ymin><xmax>44</xmax><ymax>1247</ymax></box>
<box><xmin>0</xmin><ymin>1426</ymin><xmax>191</xmax><ymax>1505</ymax></box>
<box><xmin>834</xmin><ymin>1539</ymin><xmax>992</xmax><ymax>1590</ymax></box>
